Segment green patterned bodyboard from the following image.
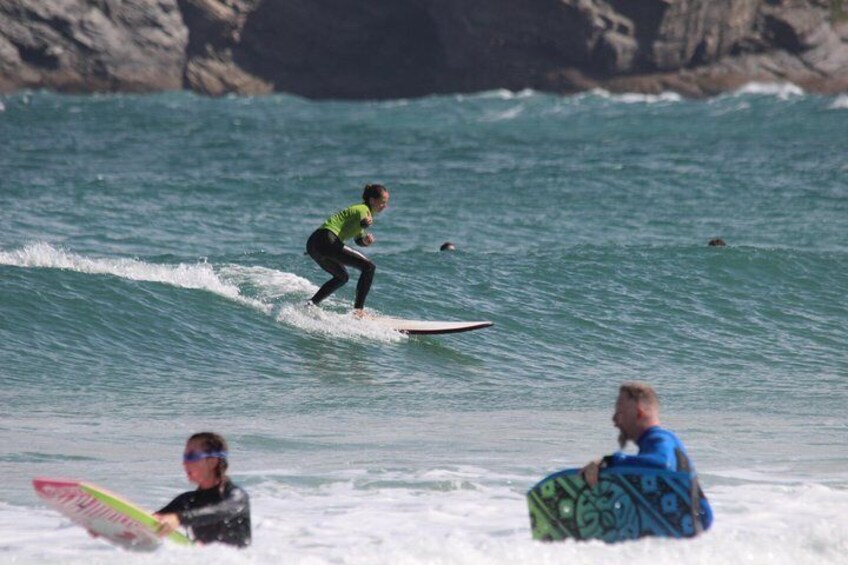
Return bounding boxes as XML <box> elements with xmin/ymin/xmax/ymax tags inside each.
<box><xmin>527</xmin><ymin>467</ymin><xmax>701</xmax><ymax>542</ymax></box>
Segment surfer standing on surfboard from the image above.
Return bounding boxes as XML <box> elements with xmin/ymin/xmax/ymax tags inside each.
<box><xmin>154</xmin><ymin>432</ymin><xmax>251</xmax><ymax>547</ymax></box>
<box><xmin>306</xmin><ymin>184</ymin><xmax>390</xmax><ymax>316</ymax></box>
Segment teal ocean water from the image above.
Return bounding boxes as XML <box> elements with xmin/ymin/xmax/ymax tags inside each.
<box><xmin>1</xmin><ymin>85</ymin><xmax>847</xmax><ymax>564</ymax></box>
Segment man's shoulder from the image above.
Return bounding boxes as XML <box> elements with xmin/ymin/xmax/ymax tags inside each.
<box><xmin>641</xmin><ymin>426</ymin><xmax>684</xmax><ymax>446</ymax></box>
<box><xmin>645</xmin><ymin>425</ymin><xmax>678</xmax><ymax>438</ymax></box>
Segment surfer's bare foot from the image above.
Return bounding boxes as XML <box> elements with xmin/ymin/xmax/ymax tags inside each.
<box><xmin>353</xmin><ymin>309</ymin><xmax>371</xmax><ymax>319</ymax></box>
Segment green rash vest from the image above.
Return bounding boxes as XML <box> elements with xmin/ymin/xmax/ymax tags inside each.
<box><xmin>321</xmin><ymin>203</ymin><xmax>371</xmax><ymax>242</ymax></box>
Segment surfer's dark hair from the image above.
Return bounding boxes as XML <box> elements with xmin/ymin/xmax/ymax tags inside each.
<box><xmin>362</xmin><ymin>184</ymin><xmax>388</xmax><ymax>202</ymax></box>
<box><xmin>189</xmin><ymin>432</ymin><xmax>229</xmax><ymax>491</ymax></box>
<box><xmin>619</xmin><ymin>382</ymin><xmax>659</xmax><ymax>409</ymax></box>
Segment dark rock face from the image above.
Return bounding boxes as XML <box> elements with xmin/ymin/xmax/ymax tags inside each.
<box><xmin>0</xmin><ymin>0</ymin><xmax>188</xmax><ymax>92</ymax></box>
<box><xmin>234</xmin><ymin>0</ymin><xmax>451</xmax><ymax>98</ymax></box>
<box><xmin>1</xmin><ymin>0</ymin><xmax>847</xmax><ymax>98</ymax></box>
<box><xmin>177</xmin><ymin>0</ymin><xmax>271</xmax><ymax>94</ymax></box>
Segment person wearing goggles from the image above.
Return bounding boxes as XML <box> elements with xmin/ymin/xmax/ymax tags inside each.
<box><xmin>154</xmin><ymin>432</ymin><xmax>251</xmax><ymax>547</ymax></box>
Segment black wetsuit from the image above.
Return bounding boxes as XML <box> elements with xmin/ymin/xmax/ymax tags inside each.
<box><xmin>158</xmin><ymin>481</ymin><xmax>251</xmax><ymax>547</ymax></box>
<box><xmin>307</xmin><ymin>228</ymin><xmax>375</xmax><ymax>309</ymax></box>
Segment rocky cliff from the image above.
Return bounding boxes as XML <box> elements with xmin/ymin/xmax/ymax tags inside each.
<box><xmin>1</xmin><ymin>0</ymin><xmax>847</xmax><ymax>98</ymax></box>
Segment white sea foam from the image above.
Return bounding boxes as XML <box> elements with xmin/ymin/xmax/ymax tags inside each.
<box><xmin>218</xmin><ymin>264</ymin><xmax>316</xmax><ymax>301</ymax></box>
<box><xmin>276</xmin><ymin>304</ymin><xmax>406</xmax><ymax>343</ymax></box>
<box><xmin>480</xmin><ymin>105</ymin><xmax>525</xmax><ymax>122</ymax></box>
<box><xmin>482</xmin><ymin>88</ymin><xmax>534</xmax><ymax>100</ymax></box>
<box><xmin>0</xmin><ymin>242</ymin><xmax>268</xmax><ymax>312</ymax></box>
<box><xmin>2</xmin><ymin>478</ymin><xmax>846</xmax><ymax>564</ymax></box>
<box><xmin>218</xmin><ymin>265</ymin><xmax>407</xmax><ymax>342</ymax></box>
<box><xmin>732</xmin><ymin>82</ymin><xmax>805</xmax><ymax>100</ymax></box>
<box><xmin>706</xmin><ymin>99</ymin><xmax>752</xmax><ymax>115</ymax></box>
<box><xmin>456</xmin><ymin>88</ymin><xmax>538</xmax><ymax>102</ymax></box>
<box><xmin>0</xmin><ymin>243</ymin><xmax>406</xmax><ymax>343</ymax></box>
<box><xmin>580</xmin><ymin>88</ymin><xmax>682</xmax><ymax>104</ymax></box>
<box><xmin>827</xmin><ymin>94</ymin><xmax>848</xmax><ymax>110</ymax></box>
<box><xmin>615</xmin><ymin>92</ymin><xmax>683</xmax><ymax>104</ymax></box>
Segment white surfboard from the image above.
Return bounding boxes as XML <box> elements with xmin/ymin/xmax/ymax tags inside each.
<box><xmin>367</xmin><ymin>317</ymin><xmax>493</xmax><ymax>335</ymax></box>
<box><xmin>33</xmin><ymin>478</ymin><xmax>192</xmax><ymax>551</ymax></box>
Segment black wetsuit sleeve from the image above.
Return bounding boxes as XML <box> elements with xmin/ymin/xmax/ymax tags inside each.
<box><xmin>177</xmin><ymin>486</ymin><xmax>250</xmax><ymax>528</ymax></box>
<box><xmin>157</xmin><ymin>492</ymin><xmax>193</xmax><ymax>515</ymax></box>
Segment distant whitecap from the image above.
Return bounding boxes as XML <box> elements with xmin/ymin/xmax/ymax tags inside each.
<box><xmin>578</xmin><ymin>88</ymin><xmax>681</xmax><ymax>104</ymax></box>
<box><xmin>827</xmin><ymin>94</ymin><xmax>848</xmax><ymax>110</ymax></box>
<box><xmin>614</xmin><ymin>91</ymin><xmax>683</xmax><ymax>104</ymax></box>
<box><xmin>733</xmin><ymin>81</ymin><xmax>805</xmax><ymax>99</ymax></box>
<box><xmin>480</xmin><ymin>105</ymin><xmax>525</xmax><ymax>122</ymax></box>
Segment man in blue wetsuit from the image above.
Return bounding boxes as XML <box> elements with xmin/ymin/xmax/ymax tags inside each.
<box><xmin>581</xmin><ymin>381</ymin><xmax>713</xmax><ymax>532</ymax></box>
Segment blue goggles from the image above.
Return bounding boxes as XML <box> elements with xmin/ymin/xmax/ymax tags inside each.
<box><xmin>183</xmin><ymin>450</ymin><xmax>228</xmax><ymax>463</ymax></box>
